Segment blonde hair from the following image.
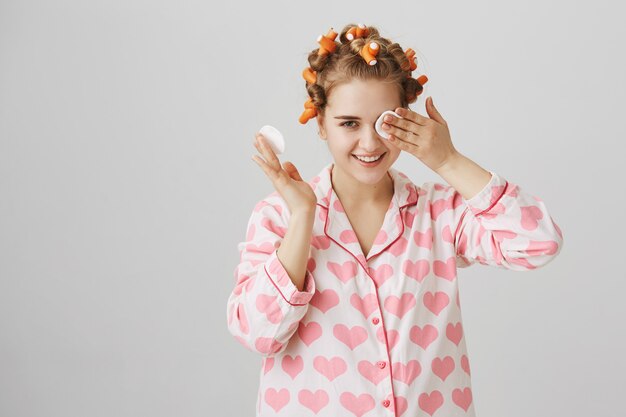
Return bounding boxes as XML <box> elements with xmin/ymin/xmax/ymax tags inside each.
<box><xmin>303</xmin><ymin>24</ymin><xmax>426</xmax><ymax>120</ymax></box>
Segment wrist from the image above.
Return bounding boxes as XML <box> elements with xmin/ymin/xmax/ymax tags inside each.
<box><xmin>435</xmin><ymin>151</ymin><xmax>463</xmax><ymax>176</ymax></box>
<box><xmin>291</xmin><ymin>207</ymin><xmax>316</xmax><ymax>219</ymax></box>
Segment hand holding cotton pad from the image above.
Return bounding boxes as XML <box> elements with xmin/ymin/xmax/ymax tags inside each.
<box><xmin>258</xmin><ymin>125</ymin><xmax>285</xmax><ymax>155</ymax></box>
<box><xmin>375</xmin><ymin>110</ymin><xmax>403</xmax><ymax>140</ymax></box>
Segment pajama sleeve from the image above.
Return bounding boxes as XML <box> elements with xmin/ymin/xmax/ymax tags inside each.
<box><xmin>226</xmin><ymin>195</ymin><xmax>316</xmax><ymax>357</ymax></box>
<box><xmin>448</xmin><ymin>171</ymin><xmax>564</xmax><ymax>270</ymax></box>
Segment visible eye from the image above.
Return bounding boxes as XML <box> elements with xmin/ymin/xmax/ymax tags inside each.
<box><xmin>340</xmin><ymin>121</ymin><xmax>358</xmax><ymax>128</ymax></box>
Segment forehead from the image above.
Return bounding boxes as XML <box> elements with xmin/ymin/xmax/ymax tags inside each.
<box><xmin>327</xmin><ymin>79</ymin><xmax>401</xmax><ymax>118</ymax></box>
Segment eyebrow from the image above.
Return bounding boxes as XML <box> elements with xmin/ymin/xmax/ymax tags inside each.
<box><xmin>334</xmin><ymin>115</ymin><xmax>362</xmax><ymax>120</ymax></box>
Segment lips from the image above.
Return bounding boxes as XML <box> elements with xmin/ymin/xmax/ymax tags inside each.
<box><xmin>352</xmin><ymin>152</ymin><xmax>386</xmax><ymax>166</ymax></box>
<box><xmin>352</xmin><ymin>152</ymin><xmax>386</xmax><ymax>159</ymax></box>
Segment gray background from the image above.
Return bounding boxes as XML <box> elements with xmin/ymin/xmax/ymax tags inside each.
<box><xmin>1</xmin><ymin>0</ymin><xmax>624</xmax><ymax>416</ymax></box>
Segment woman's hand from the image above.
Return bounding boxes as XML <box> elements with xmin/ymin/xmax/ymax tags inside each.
<box><xmin>382</xmin><ymin>96</ymin><xmax>460</xmax><ymax>173</ymax></box>
<box><xmin>252</xmin><ymin>133</ymin><xmax>317</xmax><ymax>214</ymax></box>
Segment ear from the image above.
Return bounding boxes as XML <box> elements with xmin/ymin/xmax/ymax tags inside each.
<box><xmin>316</xmin><ymin>114</ymin><xmax>327</xmax><ymax>140</ymax></box>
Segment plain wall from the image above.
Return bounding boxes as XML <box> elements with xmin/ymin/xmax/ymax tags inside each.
<box><xmin>1</xmin><ymin>0</ymin><xmax>624</xmax><ymax>416</ymax></box>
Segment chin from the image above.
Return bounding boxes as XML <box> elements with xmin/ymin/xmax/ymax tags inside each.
<box><xmin>352</xmin><ymin>174</ymin><xmax>387</xmax><ymax>186</ymax></box>
<box><xmin>346</xmin><ymin>153</ymin><xmax>390</xmax><ymax>183</ymax></box>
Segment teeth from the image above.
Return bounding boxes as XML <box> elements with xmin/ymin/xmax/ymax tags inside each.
<box><xmin>355</xmin><ymin>154</ymin><xmax>382</xmax><ymax>162</ymax></box>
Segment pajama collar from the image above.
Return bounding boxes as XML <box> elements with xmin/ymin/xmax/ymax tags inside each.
<box><xmin>310</xmin><ymin>162</ymin><xmax>419</xmax><ymax>266</ymax></box>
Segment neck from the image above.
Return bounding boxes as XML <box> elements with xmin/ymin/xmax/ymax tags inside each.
<box><xmin>330</xmin><ymin>163</ymin><xmax>394</xmax><ymax>206</ymax></box>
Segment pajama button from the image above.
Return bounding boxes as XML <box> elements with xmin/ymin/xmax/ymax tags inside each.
<box><xmin>372</xmin><ymin>317</ymin><xmax>380</xmax><ymax>324</ymax></box>
<box><xmin>382</xmin><ymin>399</ymin><xmax>390</xmax><ymax>407</ymax></box>
<box><xmin>377</xmin><ymin>361</ymin><xmax>386</xmax><ymax>368</ymax></box>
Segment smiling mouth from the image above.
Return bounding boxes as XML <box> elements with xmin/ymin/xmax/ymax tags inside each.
<box><xmin>352</xmin><ymin>152</ymin><xmax>386</xmax><ymax>162</ymax></box>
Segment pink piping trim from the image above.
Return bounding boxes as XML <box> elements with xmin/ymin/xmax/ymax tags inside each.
<box><xmin>454</xmin><ymin>179</ymin><xmax>509</xmax><ymax>255</ymax></box>
<box><xmin>321</xmin><ymin>212</ymin><xmax>400</xmax><ymax>415</ymax></box>
<box><xmin>474</xmin><ymin>180</ymin><xmax>509</xmax><ymax>217</ymax></box>
<box><xmin>263</xmin><ymin>260</ymin><xmax>311</xmax><ymax>306</ymax></box>
<box><xmin>314</xmin><ymin>176</ymin><xmax>419</xmax><ymax>417</ymax></box>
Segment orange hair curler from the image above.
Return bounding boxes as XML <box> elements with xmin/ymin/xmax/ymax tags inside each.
<box><xmin>317</xmin><ymin>28</ymin><xmax>338</xmax><ymax>56</ymax></box>
<box><xmin>404</xmin><ymin>48</ymin><xmax>418</xmax><ymax>71</ymax></box>
<box><xmin>299</xmin><ymin>97</ymin><xmax>318</xmax><ymax>124</ymax></box>
<box><xmin>406</xmin><ymin>74</ymin><xmax>429</xmax><ymax>99</ymax></box>
<box><xmin>299</xmin><ymin>29</ymin><xmax>336</xmax><ymax>124</ymax></box>
<box><xmin>360</xmin><ymin>41</ymin><xmax>379</xmax><ymax>66</ymax></box>
<box><xmin>302</xmin><ymin>67</ymin><xmax>317</xmax><ymax>84</ymax></box>
<box><xmin>403</xmin><ymin>47</ymin><xmax>429</xmax><ymax>93</ymax></box>
<box><xmin>346</xmin><ymin>23</ymin><xmax>370</xmax><ymax>41</ymax></box>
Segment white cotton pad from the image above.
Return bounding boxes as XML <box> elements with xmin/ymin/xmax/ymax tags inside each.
<box><xmin>258</xmin><ymin>125</ymin><xmax>285</xmax><ymax>155</ymax></box>
<box><xmin>375</xmin><ymin>110</ymin><xmax>403</xmax><ymax>140</ymax></box>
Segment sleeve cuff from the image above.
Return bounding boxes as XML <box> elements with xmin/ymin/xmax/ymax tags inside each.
<box><xmin>462</xmin><ymin>171</ymin><xmax>509</xmax><ymax>217</ymax></box>
<box><xmin>263</xmin><ymin>249</ymin><xmax>316</xmax><ymax>306</ymax></box>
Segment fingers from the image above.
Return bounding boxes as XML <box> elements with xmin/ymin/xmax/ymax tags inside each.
<box><xmin>252</xmin><ymin>134</ymin><xmax>285</xmax><ymax>183</ymax></box>
<box><xmin>251</xmin><ymin>153</ymin><xmax>280</xmax><ymax>182</ymax></box>
<box><xmin>384</xmin><ymin>113</ymin><xmax>424</xmax><ymax>137</ymax></box>
<box><xmin>252</xmin><ymin>139</ymin><xmax>279</xmax><ymax>181</ymax></box>
<box><xmin>283</xmin><ymin>161</ymin><xmax>303</xmax><ymax>181</ymax></box>
<box><xmin>384</xmin><ymin>122</ymin><xmax>419</xmax><ymax>144</ymax></box>
<box><xmin>255</xmin><ymin>134</ymin><xmax>281</xmax><ymax>170</ymax></box>
<box><xmin>396</xmin><ymin>107</ymin><xmax>429</xmax><ymax>126</ymax></box>
<box><xmin>252</xmin><ymin>134</ymin><xmax>305</xmax><ymax>185</ymax></box>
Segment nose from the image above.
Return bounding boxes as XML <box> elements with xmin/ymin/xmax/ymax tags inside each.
<box><xmin>359</xmin><ymin>123</ymin><xmax>385</xmax><ymax>150</ymax></box>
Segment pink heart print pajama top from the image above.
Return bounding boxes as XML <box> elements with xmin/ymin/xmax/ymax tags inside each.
<box><xmin>226</xmin><ymin>162</ymin><xmax>564</xmax><ymax>417</ymax></box>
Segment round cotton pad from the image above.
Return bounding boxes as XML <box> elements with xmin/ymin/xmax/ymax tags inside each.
<box><xmin>258</xmin><ymin>125</ymin><xmax>285</xmax><ymax>155</ymax></box>
<box><xmin>375</xmin><ymin>110</ymin><xmax>403</xmax><ymax>140</ymax></box>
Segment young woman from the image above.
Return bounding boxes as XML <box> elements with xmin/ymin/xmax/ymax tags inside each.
<box><xmin>227</xmin><ymin>23</ymin><xmax>563</xmax><ymax>417</ymax></box>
